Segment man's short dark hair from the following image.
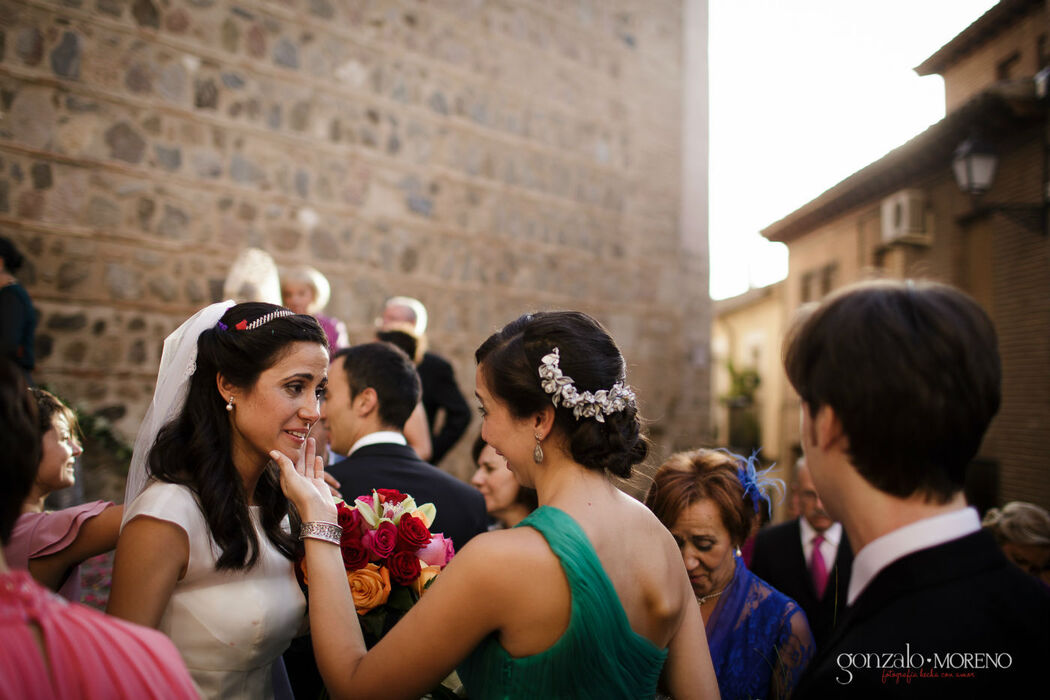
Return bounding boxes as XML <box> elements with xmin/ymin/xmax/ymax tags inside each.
<box><xmin>334</xmin><ymin>343</ymin><xmax>421</xmax><ymax>430</ymax></box>
<box><xmin>783</xmin><ymin>279</ymin><xmax>1000</xmax><ymax>503</ymax></box>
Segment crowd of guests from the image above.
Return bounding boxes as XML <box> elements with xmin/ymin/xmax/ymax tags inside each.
<box><xmin>2</xmin><ymin>275</ymin><xmax>1049</xmax><ymax>699</ymax></box>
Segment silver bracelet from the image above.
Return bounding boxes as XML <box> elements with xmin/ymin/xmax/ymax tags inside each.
<box><xmin>299</xmin><ymin>521</ymin><xmax>342</xmax><ymax>545</ymax></box>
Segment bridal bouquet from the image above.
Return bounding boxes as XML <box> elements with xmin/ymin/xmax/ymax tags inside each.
<box><xmin>299</xmin><ymin>488</ymin><xmax>455</xmax><ymax>643</ymax></box>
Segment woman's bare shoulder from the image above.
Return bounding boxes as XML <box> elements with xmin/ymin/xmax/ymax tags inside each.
<box><xmin>453</xmin><ymin>525</ymin><xmax>555</xmax><ymax>567</ymax></box>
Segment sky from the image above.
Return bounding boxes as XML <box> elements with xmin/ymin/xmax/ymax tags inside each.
<box><xmin>708</xmin><ymin>0</ymin><xmax>999</xmax><ymax>300</ymax></box>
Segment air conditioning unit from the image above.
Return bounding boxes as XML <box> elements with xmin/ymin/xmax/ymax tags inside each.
<box><xmin>880</xmin><ymin>189</ymin><xmax>931</xmax><ymax>246</ymax></box>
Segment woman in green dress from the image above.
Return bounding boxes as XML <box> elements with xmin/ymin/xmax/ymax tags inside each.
<box><xmin>275</xmin><ymin>311</ymin><xmax>718</xmax><ymax>699</ymax></box>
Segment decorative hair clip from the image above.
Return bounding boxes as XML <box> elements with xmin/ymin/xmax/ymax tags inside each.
<box><xmin>537</xmin><ymin>347</ymin><xmax>636</xmax><ymax>422</ymax></box>
<box><xmin>732</xmin><ymin>449</ymin><xmax>785</xmax><ymax>517</ymax></box>
<box><xmin>216</xmin><ymin>309</ymin><xmax>295</xmax><ymax>332</ymax></box>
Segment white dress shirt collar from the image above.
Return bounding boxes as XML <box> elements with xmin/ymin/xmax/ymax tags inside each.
<box><xmin>799</xmin><ymin>518</ymin><xmax>842</xmax><ymax>570</ymax></box>
<box><xmin>847</xmin><ymin>507</ymin><xmax>980</xmax><ymax>605</ymax></box>
<box><xmin>346</xmin><ymin>431</ymin><xmax>407</xmax><ymax>457</ymax></box>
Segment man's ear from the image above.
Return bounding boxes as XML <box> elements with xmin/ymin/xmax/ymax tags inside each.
<box><xmin>532</xmin><ymin>405</ymin><xmax>556</xmax><ymax>439</ymax></box>
<box><xmin>354</xmin><ymin>387</ymin><xmax>379</xmax><ymax>417</ymax></box>
<box><xmin>815</xmin><ymin>405</ymin><xmax>849</xmax><ymax>452</ymax></box>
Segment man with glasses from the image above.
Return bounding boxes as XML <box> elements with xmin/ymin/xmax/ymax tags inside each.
<box><xmin>750</xmin><ymin>457</ymin><xmax>853</xmax><ymax>649</ymax></box>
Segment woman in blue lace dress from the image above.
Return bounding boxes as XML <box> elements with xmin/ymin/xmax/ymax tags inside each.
<box><xmin>646</xmin><ymin>449</ymin><xmax>814</xmax><ymax>700</ymax></box>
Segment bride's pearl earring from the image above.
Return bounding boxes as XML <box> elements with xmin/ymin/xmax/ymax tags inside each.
<box><xmin>533</xmin><ymin>434</ymin><xmax>544</xmax><ymax>464</ymax></box>
<box><xmin>226</xmin><ymin>396</ymin><xmax>235</xmax><ymax>412</ymax></box>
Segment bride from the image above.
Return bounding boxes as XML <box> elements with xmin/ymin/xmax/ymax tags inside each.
<box><xmin>108</xmin><ymin>301</ymin><xmax>329</xmax><ymax>698</ymax></box>
<box><xmin>275</xmin><ymin>310</ymin><xmax>719</xmax><ymax>699</ymax></box>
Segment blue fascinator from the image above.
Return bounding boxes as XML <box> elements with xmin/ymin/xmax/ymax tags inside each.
<box><xmin>727</xmin><ymin>449</ymin><xmax>785</xmax><ymax>519</ymax></box>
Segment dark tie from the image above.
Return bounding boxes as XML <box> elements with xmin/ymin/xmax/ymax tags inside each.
<box><xmin>811</xmin><ymin>533</ymin><xmax>828</xmax><ymax>599</ymax></box>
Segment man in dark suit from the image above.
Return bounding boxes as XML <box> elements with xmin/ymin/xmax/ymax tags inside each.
<box><xmin>783</xmin><ymin>280</ymin><xmax>1049</xmax><ymax>697</ymax></box>
<box><xmin>284</xmin><ymin>342</ymin><xmax>487</xmax><ymax>697</ymax></box>
<box><xmin>379</xmin><ymin>296</ymin><xmax>471</xmax><ymax>465</ymax></box>
<box><xmin>324</xmin><ymin>342</ymin><xmax>487</xmax><ymax>548</ymax></box>
<box><xmin>750</xmin><ymin>457</ymin><xmax>853</xmax><ymax>649</ymax></box>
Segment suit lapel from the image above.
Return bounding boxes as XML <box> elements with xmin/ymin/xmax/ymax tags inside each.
<box><xmin>813</xmin><ymin>530</ymin><xmax>1002</xmax><ymax>655</ymax></box>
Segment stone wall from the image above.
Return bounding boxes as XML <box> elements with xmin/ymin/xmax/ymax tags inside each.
<box><xmin>0</xmin><ymin>0</ymin><xmax>711</xmax><ymax>485</ymax></box>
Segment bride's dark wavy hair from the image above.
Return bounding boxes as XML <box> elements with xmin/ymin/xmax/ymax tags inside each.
<box><xmin>475</xmin><ymin>311</ymin><xmax>647</xmax><ymax>479</ymax></box>
<box><xmin>148</xmin><ymin>302</ymin><xmax>328</xmax><ymax>570</ymax></box>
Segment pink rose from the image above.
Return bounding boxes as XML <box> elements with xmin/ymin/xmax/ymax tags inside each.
<box><xmin>416</xmin><ymin>533</ymin><xmax>455</xmax><ymax>568</ymax></box>
<box><xmin>363</xmin><ymin>521</ymin><xmax>398</xmax><ymax>560</ymax></box>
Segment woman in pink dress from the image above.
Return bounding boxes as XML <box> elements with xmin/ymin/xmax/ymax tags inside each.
<box><xmin>3</xmin><ymin>388</ymin><xmax>123</xmax><ymax>601</ymax></box>
<box><xmin>0</xmin><ymin>359</ymin><xmax>197</xmax><ymax>699</ymax></box>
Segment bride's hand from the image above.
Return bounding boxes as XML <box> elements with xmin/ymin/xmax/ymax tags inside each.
<box><xmin>271</xmin><ymin>437</ymin><xmax>337</xmax><ymax>523</ymax></box>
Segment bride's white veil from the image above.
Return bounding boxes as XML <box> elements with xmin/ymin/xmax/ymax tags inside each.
<box><xmin>122</xmin><ymin>301</ymin><xmax>236</xmax><ymax>525</ymax></box>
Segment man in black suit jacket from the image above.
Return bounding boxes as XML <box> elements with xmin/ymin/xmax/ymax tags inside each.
<box><xmin>323</xmin><ymin>342</ymin><xmax>487</xmax><ymax>548</ymax></box>
<box><xmin>379</xmin><ymin>296</ymin><xmax>471</xmax><ymax>465</ymax></box>
<box><xmin>284</xmin><ymin>342</ymin><xmax>487</xmax><ymax>699</ymax></box>
<box><xmin>750</xmin><ymin>458</ymin><xmax>853</xmax><ymax>649</ymax></box>
<box><xmin>782</xmin><ymin>280</ymin><xmax>1049</xmax><ymax>697</ymax></box>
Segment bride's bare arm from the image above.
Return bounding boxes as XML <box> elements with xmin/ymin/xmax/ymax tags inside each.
<box><xmin>273</xmin><ymin>441</ymin><xmax>509</xmax><ymax>700</ymax></box>
<box><xmin>107</xmin><ymin>516</ymin><xmax>188</xmax><ymax>628</ymax></box>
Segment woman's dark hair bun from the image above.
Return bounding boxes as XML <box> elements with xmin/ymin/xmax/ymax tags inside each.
<box><xmin>476</xmin><ymin>310</ymin><xmax>647</xmax><ymax>479</ymax></box>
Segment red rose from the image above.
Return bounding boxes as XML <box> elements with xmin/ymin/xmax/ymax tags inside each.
<box><xmin>376</xmin><ymin>489</ymin><xmax>409</xmax><ymax>505</ymax></box>
<box><xmin>396</xmin><ymin>514</ymin><xmax>431</xmax><ymax>551</ymax></box>
<box><xmin>363</xmin><ymin>521</ymin><xmax>398</xmax><ymax>560</ymax></box>
<box><xmin>387</xmin><ymin>550</ymin><xmax>422</xmax><ymax>586</ymax></box>
<box><xmin>337</xmin><ymin>503</ymin><xmax>363</xmax><ymax>538</ymax></box>
<box><xmin>340</xmin><ymin>536</ymin><xmax>370</xmax><ymax>571</ymax></box>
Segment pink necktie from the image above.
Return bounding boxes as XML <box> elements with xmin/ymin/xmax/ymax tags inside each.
<box><xmin>811</xmin><ymin>534</ymin><xmax>828</xmax><ymax>599</ymax></box>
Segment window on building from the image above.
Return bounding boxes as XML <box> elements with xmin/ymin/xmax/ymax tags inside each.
<box><xmin>997</xmin><ymin>51</ymin><xmax>1021</xmax><ymax>80</ymax></box>
<box><xmin>800</xmin><ymin>271</ymin><xmax>816</xmax><ymax>303</ymax></box>
<box><xmin>800</xmin><ymin>264</ymin><xmax>838</xmax><ymax>302</ymax></box>
<box><xmin>820</xmin><ymin>263</ymin><xmax>837</xmax><ymax>296</ymax></box>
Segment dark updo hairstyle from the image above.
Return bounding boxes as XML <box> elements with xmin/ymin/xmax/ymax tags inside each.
<box><xmin>1</xmin><ymin>359</ymin><xmax>40</xmax><ymax>543</ymax></box>
<box><xmin>475</xmin><ymin>311</ymin><xmax>647</xmax><ymax>479</ymax></box>
<box><xmin>471</xmin><ymin>435</ymin><xmax>539</xmax><ymax>512</ymax></box>
<box><xmin>645</xmin><ymin>449</ymin><xmax>769</xmax><ymax>549</ymax></box>
<box><xmin>148</xmin><ymin>302</ymin><xmax>328</xmax><ymax>570</ymax></box>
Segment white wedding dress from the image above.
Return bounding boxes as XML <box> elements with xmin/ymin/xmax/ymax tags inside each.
<box><xmin>124</xmin><ymin>482</ymin><xmax>306</xmax><ymax>699</ymax></box>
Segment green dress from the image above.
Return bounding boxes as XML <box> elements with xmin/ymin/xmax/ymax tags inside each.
<box><xmin>457</xmin><ymin>506</ymin><xmax>669</xmax><ymax>699</ymax></box>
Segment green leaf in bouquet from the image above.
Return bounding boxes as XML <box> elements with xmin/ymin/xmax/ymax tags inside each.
<box><xmin>387</xmin><ymin>584</ymin><xmax>415</xmax><ymax>613</ymax></box>
<box><xmin>360</xmin><ymin>607</ymin><xmax>387</xmax><ymax>642</ymax></box>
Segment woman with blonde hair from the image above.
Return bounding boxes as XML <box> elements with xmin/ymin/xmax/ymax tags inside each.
<box><xmin>281</xmin><ymin>264</ymin><xmax>349</xmax><ymax>350</ymax></box>
<box><xmin>983</xmin><ymin>502</ymin><xmax>1050</xmax><ymax>585</ymax></box>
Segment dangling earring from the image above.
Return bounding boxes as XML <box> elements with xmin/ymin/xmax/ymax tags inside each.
<box><xmin>533</xmin><ymin>434</ymin><xmax>544</xmax><ymax>464</ymax></box>
<box><xmin>226</xmin><ymin>396</ymin><xmax>235</xmax><ymax>412</ymax></box>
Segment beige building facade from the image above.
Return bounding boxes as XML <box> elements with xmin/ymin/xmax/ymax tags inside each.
<box><xmin>761</xmin><ymin>0</ymin><xmax>1049</xmax><ymax>510</ymax></box>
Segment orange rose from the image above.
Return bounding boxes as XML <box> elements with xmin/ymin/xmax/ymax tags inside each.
<box><xmin>411</xmin><ymin>565</ymin><xmax>442</xmax><ymax>598</ymax></box>
<box><xmin>349</xmin><ymin>563</ymin><xmax>391</xmax><ymax>614</ymax></box>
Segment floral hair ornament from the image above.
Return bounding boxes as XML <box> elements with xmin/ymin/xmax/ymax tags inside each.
<box><xmin>216</xmin><ymin>309</ymin><xmax>295</xmax><ymax>332</ymax></box>
<box><xmin>732</xmin><ymin>449</ymin><xmax>785</xmax><ymax>518</ymax></box>
<box><xmin>538</xmin><ymin>347</ymin><xmax>636</xmax><ymax>422</ymax></box>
